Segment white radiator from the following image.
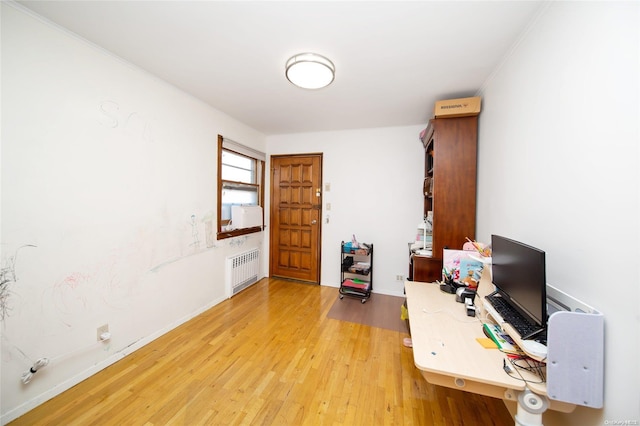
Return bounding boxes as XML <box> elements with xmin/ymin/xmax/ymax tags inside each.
<box><xmin>225</xmin><ymin>248</ymin><xmax>260</xmax><ymax>297</ymax></box>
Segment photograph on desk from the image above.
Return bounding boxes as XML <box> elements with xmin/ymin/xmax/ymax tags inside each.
<box><xmin>442</xmin><ymin>249</ymin><xmax>484</xmax><ymax>289</ymax></box>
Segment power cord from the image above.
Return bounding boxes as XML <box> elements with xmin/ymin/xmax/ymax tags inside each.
<box><xmin>4</xmin><ymin>332</ymin><xmax>111</xmax><ymax>386</ymax></box>
<box><xmin>502</xmin><ymin>354</ymin><xmax>546</xmax><ymax>384</ymax></box>
<box><xmin>21</xmin><ymin>358</ymin><xmax>50</xmax><ymax>384</ymax></box>
<box><xmin>421</xmin><ymin>307</ymin><xmax>481</xmax><ymax>323</ymax></box>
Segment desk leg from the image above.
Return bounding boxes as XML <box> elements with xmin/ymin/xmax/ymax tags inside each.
<box><xmin>515</xmin><ymin>388</ymin><xmax>548</xmax><ymax>426</ymax></box>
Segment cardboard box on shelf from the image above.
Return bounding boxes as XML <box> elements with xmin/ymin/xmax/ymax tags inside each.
<box><xmin>434</xmin><ymin>96</ymin><xmax>481</xmax><ymax>118</ymax></box>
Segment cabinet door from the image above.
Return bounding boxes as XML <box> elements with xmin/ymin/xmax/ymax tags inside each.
<box><xmin>430</xmin><ymin>116</ymin><xmax>478</xmax><ymax>258</ymax></box>
<box><xmin>413</xmin><ymin>256</ymin><xmax>441</xmax><ymax>283</ymax></box>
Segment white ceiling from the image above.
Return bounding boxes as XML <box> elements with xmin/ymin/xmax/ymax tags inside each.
<box><xmin>17</xmin><ymin>1</ymin><xmax>544</xmax><ymax>135</ymax></box>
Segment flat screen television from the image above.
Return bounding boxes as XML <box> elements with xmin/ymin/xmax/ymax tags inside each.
<box><xmin>491</xmin><ymin>235</ymin><xmax>547</xmax><ymax>339</ymax></box>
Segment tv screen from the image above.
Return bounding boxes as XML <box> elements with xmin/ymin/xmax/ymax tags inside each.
<box><xmin>491</xmin><ymin>235</ymin><xmax>547</xmax><ymax>329</ymax></box>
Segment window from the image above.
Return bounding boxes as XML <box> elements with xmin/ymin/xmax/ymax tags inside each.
<box><xmin>217</xmin><ymin>135</ymin><xmax>265</xmax><ymax>239</ymax></box>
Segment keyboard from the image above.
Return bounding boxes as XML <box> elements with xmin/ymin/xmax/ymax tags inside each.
<box><xmin>485</xmin><ymin>294</ymin><xmax>544</xmax><ymax>340</ymax></box>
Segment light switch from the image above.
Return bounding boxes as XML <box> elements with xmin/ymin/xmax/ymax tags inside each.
<box><xmin>325</xmin><ymin>182</ymin><xmax>331</xmax><ymax>191</ymax></box>
<box><xmin>326</xmin><ymin>203</ymin><xmax>331</xmax><ymax>211</ymax></box>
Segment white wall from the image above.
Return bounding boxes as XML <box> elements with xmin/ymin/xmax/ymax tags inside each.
<box><xmin>477</xmin><ymin>2</ymin><xmax>639</xmax><ymax>424</ymax></box>
<box><xmin>1</xmin><ymin>4</ymin><xmax>266</xmax><ymax>422</ymax></box>
<box><xmin>266</xmin><ymin>125</ymin><xmax>424</xmax><ymax>296</ymax></box>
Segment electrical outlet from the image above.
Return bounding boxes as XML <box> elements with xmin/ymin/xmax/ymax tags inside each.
<box><xmin>97</xmin><ymin>324</ymin><xmax>109</xmax><ymax>342</ymax></box>
<box><xmin>396</xmin><ymin>274</ymin><xmax>404</xmax><ymax>281</ymax></box>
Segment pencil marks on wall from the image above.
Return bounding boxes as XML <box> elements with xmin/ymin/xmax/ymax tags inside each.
<box><xmin>4</xmin><ymin>96</ymin><xmax>251</xmax><ymax>331</ymax></box>
<box><xmin>19</xmin><ymin>210</ymin><xmax>232</xmax><ymax>327</ymax></box>
<box><xmin>98</xmin><ymin>100</ymin><xmax>155</xmax><ymax>143</ymax></box>
<box><xmin>42</xmin><ymin>247</ymin><xmax>138</xmax><ymax>328</ymax></box>
<box><xmin>0</xmin><ymin>245</ymin><xmax>36</xmax><ymax>321</ymax></box>
<box><xmin>229</xmin><ymin>235</ymin><xmax>250</xmax><ymax>248</ymax></box>
<box><xmin>148</xmin><ymin>212</ymin><xmax>219</xmax><ymax>273</ymax></box>
<box><xmin>51</xmin><ymin>271</ymin><xmax>92</xmax><ymax>322</ymax></box>
<box><xmin>190</xmin><ymin>214</ymin><xmax>200</xmax><ymax>248</ymax></box>
<box><xmin>204</xmin><ymin>216</ymin><xmax>215</xmax><ymax>248</ymax></box>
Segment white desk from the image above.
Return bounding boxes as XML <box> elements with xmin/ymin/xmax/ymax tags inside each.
<box><xmin>405</xmin><ymin>271</ymin><xmax>575</xmax><ymax>424</ymax></box>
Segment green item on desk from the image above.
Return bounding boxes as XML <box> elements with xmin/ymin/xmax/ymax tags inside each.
<box><xmin>483</xmin><ymin>324</ymin><xmax>520</xmax><ymax>354</ymax></box>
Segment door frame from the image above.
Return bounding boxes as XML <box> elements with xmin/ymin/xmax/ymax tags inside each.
<box><xmin>269</xmin><ymin>153</ymin><xmax>323</xmax><ymax>284</ymax></box>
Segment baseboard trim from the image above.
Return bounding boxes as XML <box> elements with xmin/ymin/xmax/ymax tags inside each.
<box><xmin>1</xmin><ymin>295</ymin><xmax>227</xmax><ymax>424</ymax></box>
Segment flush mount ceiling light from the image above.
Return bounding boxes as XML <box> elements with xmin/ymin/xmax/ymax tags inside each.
<box><xmin>285</xmin><ymin>53</ymin><xmax>335</xmax><ymax>89</ymax></box>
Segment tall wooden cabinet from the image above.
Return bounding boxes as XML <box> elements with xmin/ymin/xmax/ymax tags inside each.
<box><xmin>411</xmin><ymin>115</ymin><xmax>478</xmax><ymax>282</ymax></box>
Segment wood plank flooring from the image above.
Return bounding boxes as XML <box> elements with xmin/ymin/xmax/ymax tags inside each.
<box><xmin>9</xmin><ymin>278</ymin><xmax>515</xmax><ymax>425</ymax></box>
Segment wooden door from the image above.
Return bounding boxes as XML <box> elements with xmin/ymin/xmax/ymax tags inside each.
<box><xmin>270</xmin><ymin>154</ymin><xmax>322</xmax><ymax>283</ymax></box>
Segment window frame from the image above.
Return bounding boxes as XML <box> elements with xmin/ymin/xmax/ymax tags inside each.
<box><xmin>217</xmin><ymin>135</ymin><xmax>265</xmax><ymax>240</ymax></box>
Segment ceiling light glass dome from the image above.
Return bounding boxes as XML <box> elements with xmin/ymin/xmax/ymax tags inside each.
<box><xmin>285</xmin><ymin>53</ymin><xmax>335</xmax><ymax>89</ymax></box>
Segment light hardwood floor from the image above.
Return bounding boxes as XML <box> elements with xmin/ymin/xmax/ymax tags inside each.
<box><xmin>9</xmin><ymin>278</ymin><xmax>514</xmax><ymax>425</ymax></box>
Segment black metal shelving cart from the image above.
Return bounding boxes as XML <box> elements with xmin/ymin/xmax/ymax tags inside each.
<box><xmin>339</xmin><ymin>241</ymin><xmax>373</xmax><ymax>303</ymax></box>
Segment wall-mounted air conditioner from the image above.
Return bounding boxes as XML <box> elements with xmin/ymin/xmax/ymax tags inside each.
<box><xmin>231</xmin><ymin>205</ymin><xmax>263</xmax><ymax>229</ymax></box>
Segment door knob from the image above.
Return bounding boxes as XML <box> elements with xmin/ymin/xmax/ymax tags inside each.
<box><xmin>311</xmin><ymin>220</ymin><xmax>317</xmax><ymax>224</ymax></box>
